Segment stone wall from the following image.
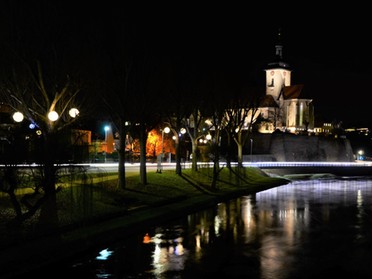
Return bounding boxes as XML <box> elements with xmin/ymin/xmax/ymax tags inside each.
<box><xmin>249</xmin><ymin>133</ymin><xmax>354</xmax><ymax>162</ymax></box>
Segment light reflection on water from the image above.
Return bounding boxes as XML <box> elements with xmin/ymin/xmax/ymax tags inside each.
<box><xmin>253</xmin><ymin>178</ymin><xmax>372</xmax><ymax>279</ymax></box>
<box><xmin>41</xmin><ymin>178</ymin><xmax>372</xmax><ymax>278</ymax></box>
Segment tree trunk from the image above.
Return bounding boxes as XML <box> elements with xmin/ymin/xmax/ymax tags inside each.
<box><xmin>139</xmin><ymin>124</ymin><xmax>148</xmax><ymax>185</ymax></box>
<box><xmin>211</xmin><ymin>158</ymin><xmax>219</xmax><ymax>189</ymax></box>
<box><xmin>211</xmin><ymin>145</ymin><xmax>220</xmax><ymax>190</ymax></box>
<box><xmin>38</xmin><ymin>160</ymin><xmax>59</xmax><ymax>232</ymax></box>
<box><xmin>37</xmin><ymin>131</ymin><xmax>64</xmax><ymax>232</ymax></box>
<box><xmin>226</xmin><ymin>133</ymin><xmax>232</xmax><ymax>169</ymax></box>
<box><xmin>191</xmin><ymin>139</ymin><xmax>198</xmax><ymax>172</ymax></box>
<box><xmin>175</xmin><ymin>136</ymin><xmax>182</xmax><ymax>175</ymax></box>
<box><xmin>117</xmin><ymin>123</ymin><xmax>126</xmax><ymax>189</ymax></box>
<box><xmin>237</xmin><ymin>132</ymin><xmax>243</xmax><ymax>168</ymax></box>
<box><xmin>211</xmin><ymin>130</ymin><xmax>221</xmax><ymax>190</ymax></box>
<box><xmin>237</xmin><ymin>143</ymin><xmax>243</xmax><ymax>168</ymax></box>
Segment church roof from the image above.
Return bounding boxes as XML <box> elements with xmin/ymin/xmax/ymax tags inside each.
<box><xmin>283</xmin><ymin>84</ymin><xmax>304</xmax><ymax>99</ymax></box>
<box><xmin>283</xmin><ymin>84</ymin><xmax>307</xmax><ymax>100</ymax></box>
<box><xmin>259</xmin><ymin>95</ymin><xmax>279</xmax><ymax>108</ymax></box>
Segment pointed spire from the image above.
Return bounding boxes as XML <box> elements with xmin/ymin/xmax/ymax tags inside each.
<box><xmin>275</xmin><ymin>28</ymin><xmax>283</xmax><ymax>59</ymax></box>
<box><xmin>265</xmin><ymin>27</ymin><xmax>290</xmax><ymax>70</ymax></box>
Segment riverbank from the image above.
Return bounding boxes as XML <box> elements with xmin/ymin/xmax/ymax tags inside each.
<box><xmin>0</xmin><ymin>166</ymin><xmax>290</xmax><ymax>278</ymax></box>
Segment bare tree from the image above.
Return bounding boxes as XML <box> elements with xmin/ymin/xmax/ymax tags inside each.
<box><xmin>185</xmin><ymin>108</ymin><xmax>212</xmax><ymax>172</ymax></box>
<box><xmin>0</xmin><ymin>61</ymin><xmax>83</xmax><ymax>229</ymax></box>
<box><xmin>203</xmin><ymin>73</ymin><xmax>230</xmax><ymax>189</ymax></box>
<box><xmin>94</xmin><ymin>16</ymin><xmax>164</xmax><ymax>186</ymax></box>
<box><xmin>224</xmin><ymin>94</ymin><xmax>260</xmax><ymax>167</ymax></box>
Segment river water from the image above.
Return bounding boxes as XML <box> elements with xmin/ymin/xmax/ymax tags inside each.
<box><xmin>24</xmin><ymin>177</ymin><xmax>372</xmax><ymax>278</ymax></box>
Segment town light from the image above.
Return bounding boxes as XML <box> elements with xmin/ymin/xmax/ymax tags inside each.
<box><xmin>104</xmin><ymin>125</ymin><xmax>110</xmax><ymax>146</ymax></box>
<box><xmin>104</xmin><ymin>125</ymin><xmax>110</xmax><ymax>162</ymax></box>
<box><xmin>68</xmin><ymin>108</ymin><xmax>79</xmax><ymax>118</ymax></box>
<box><xmin>104</xmin><ymin>125</ymin><xmax>110</xmax><ymax>133</ymax></box>
<box><xmin>48</xmin><ymin>111</ymin><xmax>59</xmax><ymax>121</ymax></box>
<box><xmin>358</xmin><ymin>150</ymin><xmax>364</xmax><ymax>160</ymax></box>
<box><xmin>12</xmin><ymin>111</ymin><xmax>24</xmax><ymax>122</ymax></box>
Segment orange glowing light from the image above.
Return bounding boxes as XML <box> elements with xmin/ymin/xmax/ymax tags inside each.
<box><xmin>143</xmin><ymin>233</ymin><xmax>151</xmax><ymax>244</ymax></box>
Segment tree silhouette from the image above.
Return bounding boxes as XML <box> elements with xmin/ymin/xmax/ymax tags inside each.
<box><xmin>0</xmin><ymin>60</ymin><xmax>83</xmax><ymax>230</ymax></box>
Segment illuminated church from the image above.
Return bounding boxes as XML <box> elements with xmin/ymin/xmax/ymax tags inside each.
<box><xmin>256</xmin><ymin>32</ymin><xmax>314</xmax><ymax>134</ymax></box>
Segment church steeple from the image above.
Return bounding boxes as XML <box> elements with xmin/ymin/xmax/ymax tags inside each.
<box><xmin>265</xmin><ymin>27</ymin><xmax>290</xmax><ymax>70</ymax></box>
<box><xmin>275</xmin><ymin>28</ymin><xmax>283</xmax><ymax>59</ymax></box>
<box><xmin>265</xmin><ymin>28</ymin><xmax>292</xmax><ymax>101</ymax></box>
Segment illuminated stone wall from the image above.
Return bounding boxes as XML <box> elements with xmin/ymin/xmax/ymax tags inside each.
<box><xmin>249</xmin><ymin>133</ymin><xmax>354</xmax><ymax>162</ymax></box>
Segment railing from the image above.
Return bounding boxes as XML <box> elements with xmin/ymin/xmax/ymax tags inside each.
<box><xmin>243</xmin><ymin>161</ymin><xmax>372</xmax><ymax>168</ymax></box>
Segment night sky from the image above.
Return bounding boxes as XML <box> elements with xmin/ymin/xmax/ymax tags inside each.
<box><xmin>1</xmin><ymin>2</ymin><xmax>372</xmax><ymax>128</ymax></box>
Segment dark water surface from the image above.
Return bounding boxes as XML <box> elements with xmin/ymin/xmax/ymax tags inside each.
<box><xmin>22</xmin><ymin>177</ymin><xmax>372</xmax><ymax>278</ymax></box>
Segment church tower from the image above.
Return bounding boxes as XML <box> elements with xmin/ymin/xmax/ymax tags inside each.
<box><xmin>256</xmin><ymin>28</ymin><xmax>314</xmax><ymax>134</ymax></box>
<box><xmin>265</xmin><ymin>28</ymin><xmax>291</xmax><ymax>103</ymax></box>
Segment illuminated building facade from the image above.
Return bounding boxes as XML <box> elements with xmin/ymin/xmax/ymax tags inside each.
<box><xmin>257</xmin><ymin>31</ymin><xmax>314</xmax><ymax>134</ymax></box>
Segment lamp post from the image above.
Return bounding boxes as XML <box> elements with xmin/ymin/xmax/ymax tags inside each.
<box><xmin>358</xmin><ymin>150</ymin><xmax>364</xmax><ymax>161</ymax></box>
<box><xmin>158</xmin><ymin>126</ymin><xmax>170</xmax><ymax>173</ymax></box>
<box><xmin>162</xmin><ymin>126</ymin><xmax>170</xmax><ymax>155</ymax></box>
<box><xmin>250</xmin><ymin>138</ymin><xmax>253</xmax><ymax>163</ymax></box>
<box><xmin>104</xmin><ymin>125</ymin><xmax>110</xmax><ymax>162</ymax></box>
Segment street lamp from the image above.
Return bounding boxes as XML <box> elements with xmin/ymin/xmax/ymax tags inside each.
<box><xmin>358</xmin><ymin>150</ymin><xmax>364</xmax><ymax>161</ymax></box>
<box><xmin>68</xmin><ymin>108</ymin><xmax>79</xmax><ymax>118</ymax></box>
<box><xmin>162</xmin><ymin>127</ymin><xmax>170</xmax><ymax>154</ymax></box>
<box><xmin>104</xmin><ymin>125</ymin><xmax>110</xmax><ymax>162</ymax></box>
<box><xmin>180</xmin><ymin>128</ymin><xmax>186</xmax><ymax>136</ymax></box>
<box><xmin>12</xmin><ymin>107</ymin><xmax>79</xmax><ymax>123</ymax></box>
<box><xmin>12</xmin><ymin>112</ymin><xmax>24</xmax><ymax>122</ymax></box>
<box><xmin>157</xmin><ymin>127</ymin><xmax>170</xmax><ymax>173</ymax></box>
<box><xmin>48</xmin><ymin>111</ymin><xmax>59</xmax><ymax>121</ymax></box>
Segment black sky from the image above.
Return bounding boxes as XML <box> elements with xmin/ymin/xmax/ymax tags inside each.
<box><xmin>1</xmin><ymin>2</ymin><xmax>372</xmax><ymax>128</ymax></box>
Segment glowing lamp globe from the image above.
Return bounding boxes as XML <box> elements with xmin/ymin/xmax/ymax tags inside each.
<box><xmin>69</xmin><ymin>108</ymin><xmax>79</xmax><ymax>118</ymax></box>
<box><xmin>12</xmin><ymin>112</ymin><xmax>24</xmax><ymax>122</ymax></box>
<box><xmin>48</xmin><ymin>111</ymin><xmax>59</xmax><ymax>121</ymax></box>
<box><xmin>164</xmin><ymin>127</ymin><xmax>170</xmax><ymax>134</ymax></box>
